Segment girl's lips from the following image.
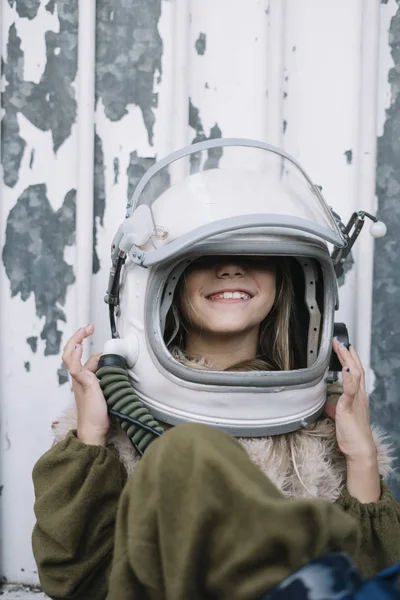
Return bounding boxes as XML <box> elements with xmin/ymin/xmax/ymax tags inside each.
<box><xmin>206</xmin><ymin>290</ymin><xmax>253</xmax><ymax>301</ymax></box>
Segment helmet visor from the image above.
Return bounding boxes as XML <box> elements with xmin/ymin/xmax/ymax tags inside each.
<box><xmin>127</xmin><ymin>139</ymin><xmax>345</xmax><ymax>253</ymax></box>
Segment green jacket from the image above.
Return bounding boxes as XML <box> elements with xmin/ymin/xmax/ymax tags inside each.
<box><xmin>32</xmin><ymin>430</ymin><xmax>400</xmax><ymax>600</ymax></box>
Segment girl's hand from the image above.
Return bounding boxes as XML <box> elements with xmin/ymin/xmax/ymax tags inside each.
<box><xmin>325</xmin><ymin>338</ymin><xmax>380</xmax><ymax>502</ymax></box>
<box><xmin>62</xmin><ymin>324</ymin><xmax>110</xmax><ymax>446</ymax></box>
<box><xmin>325</xmin><ymin>338</ymin><xmax>375</xmax><ymax>460</ymax></box>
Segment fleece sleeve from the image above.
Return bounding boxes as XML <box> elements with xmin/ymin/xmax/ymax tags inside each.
<box><xmin>337</xmin><ymin>481</ymin><xmax>400</xmax><ymax>577</ymax></box>
<box><xmin>32</xmin><ymin>430</ymin><xmax>127</xmax><ymax>600</ymax></box>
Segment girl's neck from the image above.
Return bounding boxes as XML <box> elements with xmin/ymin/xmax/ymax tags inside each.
<box><xmin>185</xmin><ymin>328</ymin><xmax>259</xmax><ymax>370</ymax></box>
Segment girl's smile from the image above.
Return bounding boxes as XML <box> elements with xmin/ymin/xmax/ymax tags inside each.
<box><xmin>165</xmin><ymin>254</ymin><xmax>297</xmax><ymax>371</ymax></box>
<box><xmin>180</xmin><ymin>256</ymin><xmax>276</xmax><ymax>340</ymax></box>
<box><xmin>207</xmin><ymin>290</ymin><xmax>253</xmax><ymax>303</ymax></box>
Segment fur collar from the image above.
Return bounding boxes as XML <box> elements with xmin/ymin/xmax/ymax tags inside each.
<box><xmin>53</xmin><ymin>403</ymin><xmax>393</xmax><ymax>503</ymax></box>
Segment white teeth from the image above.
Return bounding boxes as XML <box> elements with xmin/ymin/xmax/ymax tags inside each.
<box><xmin>210</xmin><ymin>291</ymin><xmax>251</xmax><ymax>300</ymax></box>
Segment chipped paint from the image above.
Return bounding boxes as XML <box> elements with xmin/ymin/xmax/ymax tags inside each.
<box><xmin>7</xmin><ymin>0</ymin><xmax>41</xmax><ymax>20</ymax></box>
<box><xmin>126</xmin><ymin>151</ymin><xmax>169</xmax><ymax>206</ymax></box>
<box><xmin>1</xmin><ymin>24</ymin><xmax>27</xmax><ymax>188</ymax></box>
<box><xmin>195</xmin><ymin>33</ymin><xmax>207</xmax><ymax>55</ymax></box>
<box><xmin>113</xmin><ymin>157</ymin><xmax>120</xmax><ymax>184</ymax></box>
<box><xmin>204</xmin><ymin>124</ymin><xmax>223</xmax><ymax>170</ymax></box>
<box><xmin>371</xmin><ymin>1</ymin><xmax>400</xmax><ymax>498</ymax></box>
<box><xmin>57</xmin><ymin>363</ymin><xmax>69</xmax><ymax>385</ymax></box>
<box><xmin>93</xmin><ymin>133</ymin><xmax>106</xmax><ymax>274</ymax></box>
<box><xmin>2</xmin><ymin>0</ymin><xmax>165</xmax><ymax>369</ymax></box>
<box><xmin>96</xmin><ymin>0</ymin><xmax>163</xmax><ymax>146</ymax></box>
<box><xmin>26</xmin><ymin>336</ymin><xmax>38</xmax><ymax>352</ymax></box>
<box><xmin>1</xmin><ymin>1</ymin><xmax>78</xmax><ymax>187</ymax></box>
<box><xmin>46</xmin><ymin>0</ymin><xmax>56</xmax><ymax>13</ymax></box>
<box><xmin>2</xmin><ymin>185</ymin><xmax>76</xmax><ymax>356</ymax></box>
<box><xmin>189</xmin><ymin>99</ymin><xmax>222</xmax><ymax>173</ymax></box>
<box><xmin>344</xmin><ymin>149</ymin><xmax>353</xmax><ymax>165</ymax></box>
<box><xmin>189</xmin><ymin>98</ymin><xmax>204</xmax><ymax>138</ymax></box>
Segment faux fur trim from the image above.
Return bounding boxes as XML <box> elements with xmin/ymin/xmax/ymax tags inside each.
<box><xmin>52</xmin><ymin>403</ymin><xmax>394</xmax><ymax>502</ymax></box>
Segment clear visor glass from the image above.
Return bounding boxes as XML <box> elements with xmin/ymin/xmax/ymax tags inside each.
<box><xmin>127</xmin><ymin>141</ymin><xmax>343</xmax><ymax>248</ymax></box>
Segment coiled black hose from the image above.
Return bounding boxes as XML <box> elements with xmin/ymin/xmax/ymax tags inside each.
<box><xmin>96</xmin><ymin>354</ymin><xmax>164</xmax><ymax>456</ymax></box>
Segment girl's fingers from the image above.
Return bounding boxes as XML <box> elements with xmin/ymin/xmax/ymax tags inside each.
<box><xmin>67</xmin><ymin>347</ymin><xmax>100</xmax><ymax>388</ymax></box>
<box><xmin>65</xmin><ymin>342</ymin><xmax>84</xmax><ymax>379</ymax></box>
<box><xmin>332</xmin><ymin>339</ymin><xmax>360</xmax><ymax>375</ymax></box>
<box><xmin>341</xmin><ymin>366</ymin><xmax>360</xmax><ymax>406</ymax></box>
<box><xmin>331</xmin><ymin>338</ymin><xmax>347</xmax><ymax>369</ymax></box>
<box><xmin>62</xmin><ymin>324</ymin><xmax>95</xmax><ymax>382</ymax></box>
<box><xmin>62</xmin><ymin>324</ymin><xmax>94</xmax><ymax>364</ymax></box>
<box><xmin>332</xmin><ymin>338</ymin><xmax>363</xmax><ymax>407</ymax></box>
<box><xmin>349</xmin><ymin>345</ymin><xmax>366</xmax><ymax>394</ymax></box>
<box><xmin>332</xmin><ymin>338</ymin><xmax>366</xmax><ymax>396</ymax></box>
<box><xmin>84</xmin><ymin>352</ymin><xmax>103</xmax><ymax>374</ymax></box>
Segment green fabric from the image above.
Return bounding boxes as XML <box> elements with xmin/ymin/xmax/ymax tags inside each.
<box><xmin>337</xmin><ymin>480</ymin><xmax>400</xmax><ymax>576</ymax></box>
<box><xmin>106</xmin><ymin>424</ymin><xmax>359</xmax><ymax>600</ymax></box>
<box><xmin>32</xmin><ymin>431</ymin><xmax>127</xmax><ymax>600</ymax></box>
<box><xmin>32</xmin><ymin>427</ymin><xmax>400</xmax><ymax>600</ymax></box>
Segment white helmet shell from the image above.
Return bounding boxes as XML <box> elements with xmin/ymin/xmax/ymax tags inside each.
<box><xmin>107</xmin><ymin>139</ymin><xmax>345</xmax><ymax>436</ymax></box>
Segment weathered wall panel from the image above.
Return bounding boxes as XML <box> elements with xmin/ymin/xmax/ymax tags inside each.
<box><xmin>1</xmin><ymin>0</ymin><xmax>79</xmax><ymax>583</ymax></box>
<box><xmin>371</xmin><ymin>0</ymin><xmax>400</xmax><ymax>496</ymax></box>
<box><xmin>1</xmin><ymin>0</ymin><xmax>398</xmax><ymax>585</ymax></box>
<box><xmin>283</xmin><ymin>1</ymin><xmax>363</xmax><ymax>338</ymax></box>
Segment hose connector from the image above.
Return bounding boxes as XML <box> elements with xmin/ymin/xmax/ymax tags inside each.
<box><xmin>102</xmin><ymin>335</ymin><xmax>139</xmax><ymax>369</ymax></box>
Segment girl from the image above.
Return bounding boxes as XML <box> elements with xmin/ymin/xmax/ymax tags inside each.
<box><xmin>32</xmin><ymin>254</ymin><xmax>400</xmax><ymax>600</ymax></box>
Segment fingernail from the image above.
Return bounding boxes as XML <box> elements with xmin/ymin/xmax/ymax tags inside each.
<box><xmin>346</xmin><ymin>367</ymin><xmax>350</xmax><ymax>372</ymax></box>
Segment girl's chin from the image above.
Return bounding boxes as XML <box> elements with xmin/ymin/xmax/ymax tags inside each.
<box><xmin>202</xmin><ymin>320</ymin><xmax>253</xmax><ymax>334</ymax></box>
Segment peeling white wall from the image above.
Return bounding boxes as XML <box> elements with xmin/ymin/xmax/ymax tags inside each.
<box><xmin>0</xmin><ymin>0</ymin><xmax>397</xmax><ymax>586</ymax></box>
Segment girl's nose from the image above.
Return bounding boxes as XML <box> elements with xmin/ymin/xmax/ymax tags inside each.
<box><xmin>215</xmin><ymin>262</ymin><xmax>245</xmax><ymax>279</ymax></box>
